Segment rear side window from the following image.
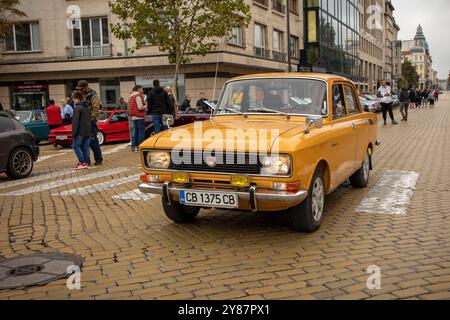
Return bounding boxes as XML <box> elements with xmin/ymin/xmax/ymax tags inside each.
<box><xmin>0</xmin><ymin>116</ymin><xmax>14</xmax><ymax>133</ymax></box>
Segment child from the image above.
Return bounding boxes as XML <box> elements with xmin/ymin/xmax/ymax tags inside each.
<box><xmin>71</xmin><ymin>91</ymin><xmax>91</xmax><ymax>170</ymax></box>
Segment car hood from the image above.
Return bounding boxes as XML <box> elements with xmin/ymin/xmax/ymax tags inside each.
<box><xmin>50</xmin><ymin>125</ymin><xmax>72</xmax><ymax>133</ymax></box>
<box><xmin>145</xmin><ymin>116</ymin><xmax>308</xmax><ymax>152</ymax></box>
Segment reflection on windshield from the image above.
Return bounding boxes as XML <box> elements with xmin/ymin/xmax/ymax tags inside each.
<box><xmin>215</xmin><ymin>78</ymin><xmax>327</xmax><ymax>116</ymax></box>
<box><xmin>15</xmin><ymin>111</ymin><xmax>32</xmax><ymax>123</ymax></box>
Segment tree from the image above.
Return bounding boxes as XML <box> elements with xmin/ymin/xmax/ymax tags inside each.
<box><xmin>110</xmin><ymin>0</ymin><xmax>252</xmax><ymax>97</ymax></box>
<box><xmin>398</xmin><ymin>59</ymin><xmax>419</xmax><ymax>89</ymax></box>
<box><xmin>0</xmin><ymin>0</ymin><xmax>27</xmax><ymax>38</ymax></box>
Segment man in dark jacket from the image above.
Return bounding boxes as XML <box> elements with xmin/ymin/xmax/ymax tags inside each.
<box><xmin>398</xmin><ymin>87</ymin><xmax>410</xmax><ymax>121</ymax></box>
<box><xmin>180</xmin><ymin>95</ymin><xmax>192</xmax><ymax>112</ymax></box>
<box><xmin>147</xmin><ymin>79</ymin><xmax>170</xmax><ymax>133</ymax></box>
<box><xmin>76</xmin><ymin>80</ymin><xmax>103</xmax><ymax>166</ymax></box>
<box><xmin>71</xmin><ymin>91</ymin><xmax>91</xmax><ymax>170</ymax></box>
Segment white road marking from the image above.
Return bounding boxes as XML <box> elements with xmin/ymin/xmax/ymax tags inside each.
<box><xmin>102</xmin><ymin>143</ymin><xmax>130</xmax><ymax>155</ymax></box>
<box><xmin>112</xmin><ymin>189</ymin><xmax>158</xmax><ymax>201</ymax></box>
<box><xmin>36</xmin><ymin>151</ymin><xmax>70</xmax><ymax>163</ymax></box>
<box><xmin>356</xmin><ymin>170</ymin><xmax>420</xmax><ymax>215</ymax></box>
<box><xmin>0</xmin><ymin>168</ymin><xmax>129</xmax><ymax>196</ymax></box>
<box><xmin>0</xmin><ymin>169</ymin><xmax>74</xmax><ymax>190</ymax></box>
<box><xmin>53</xmin><ymin>174</ymin><xmax>140</xmax><ymax>197</ymax></box>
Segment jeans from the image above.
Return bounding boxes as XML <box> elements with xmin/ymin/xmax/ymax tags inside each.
<box><xmin>400</xmin><ymin>102</ymin><xmax>409</xmax><ymax>120</ymax></box>
<box><xmin>131</xmin><ymin>119</ymin><xmax>145</xmax><ymax>148</ymax></box>
<box><xmin>151</xmin><ymin>114</ymin><xmax>168</xmax><ymax>134</ymax></box>
<box><xmin>381</xmin><ymin>102</ymin><xmax>395</xmax><ymax>123</ymax></box>
<box><xmin>73</xmin><ymin>136</ymin><xmax>90</xmax><ymax>164</ymax></box>
<box><xmin>89</xmin><ymin>121</ymin><xmax>103</xmax><ymax>164</ymax></box>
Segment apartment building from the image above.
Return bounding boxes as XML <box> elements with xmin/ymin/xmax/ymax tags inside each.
<box><xmin>383</xmin><ymin>0</ymin><xmax>400</xmax><ymax>88</ymax></box>
<box><xmin>0</xmin><ymin>0</ymin><xmax>304</xmax><ymax>110</ymax></box>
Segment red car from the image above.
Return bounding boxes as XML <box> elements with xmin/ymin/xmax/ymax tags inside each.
<box><xmin>49</xmin><ymin>110</ymin><xmax>130</xmax><ymax>147</ymax></box>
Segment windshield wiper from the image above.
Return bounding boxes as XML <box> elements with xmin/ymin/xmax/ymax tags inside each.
<box><xmin>247</xmin><ymin>107</ymin><xmax>290</xmax><ymax>118</ymax></box>
<box><xmin>217</xmin><ymin>107</ymin><xmax>246</xmax><ymax>116</ymax></box>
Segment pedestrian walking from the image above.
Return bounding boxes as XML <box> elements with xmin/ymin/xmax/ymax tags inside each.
<box><xmin>71</xmin><ymin>91</ymin><xmax>91</xmax><ymax>171</ymax></box>
<box><xmin>399</xmin><ymin>87</ymin><xmax>410</xmax><ymax>122</ymax></box>
<box><xmin>61</xmin><ymin>98</ymin><xmax>74</xmax><ymax>125</ymax></box>
<box><xmin>76</xmin><ymin>80</ymin><xmax>103</xmax><ymax>166</ymax></box>
<box><xmin>129</xmin><ymin>85</ymin><xmax>147</xmax><ymax>152</ymax></box>
<box><xmin>416</xmin><ymin>89</ymin><xmax>422</xmax><ymax>108</ymax></box>
<box><xmin>434</xmin><ymin>90</ymin><xmax>439</xmax><ymax>102</ymax></box>
<box><xmin>45</xmin><ymin>100</ymin><xmax>63</xmax><ymax>130</ymax></box>
<box><xmin>180</xmin><ymin>95</ymin><xmax>192</xmax><ymax>112</ymax></box>
<box><xmin>377</xmin><ymin>80</ymin><xmax>398</xmax><ymax>126</ymax></box>
<box><xmin>165</xmin><ymin>86</ymin><xmax>177</xmax><ymax>117</ymax></box>
<box><xmin>428</xmin><ymin>91</ymin><xmax>435</xmax><ymax>108</ymax></box>
<box><xmin>409</xmin><ymin>87</ymin><xmax>417</xmax><ymax>109</ymax></box>
<box><xmin>147</xmin><ymin>79</ymin><xmax>170</xmax><ymax>134</ymax></box>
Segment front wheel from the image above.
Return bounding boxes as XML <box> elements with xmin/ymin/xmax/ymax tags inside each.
<box><xmin>289</xmin><ymin>168</ymin><xmax>325</xmax><ymax>233</ymax></box>
<box><xmin>162</xmin><ymin>200</ymin><xmax>200</xmax><ymax>223</ymax></box>
<box><xmin>97</xmin><ymin>131</ymin><xmax>105</xmax><ymax>146</ymax></box>
<box><xmin>350</xmin><ymin>150</ymin><xmax>371</xmax><ymax>188</ymax></box>
<box><xmin>6</xmin><ymin>147</ymin><xmax>34</xmax><ymax>180</ymax></box>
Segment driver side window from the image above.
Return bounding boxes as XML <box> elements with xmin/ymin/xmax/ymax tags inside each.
<box><xmin>332</xmin><ymin>84</ymin><xmax>347</xmax><ymax>119</ymax></box>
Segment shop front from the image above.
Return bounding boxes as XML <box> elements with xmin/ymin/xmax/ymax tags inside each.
<box><xmin>11</xmin><ymin>81</ymin><xmax>49</xmax><ymax>111</ymax></box>
<box><xmin>135</xmin><ymin>74</ymin><xmax>185</xmax><ymax>102</ymax></box>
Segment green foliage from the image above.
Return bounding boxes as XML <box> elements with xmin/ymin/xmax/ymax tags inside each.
<box><xmin>0</xmin><ymin>0</ymin><xmax>27</xmax><ymax>37</ymax></box>
<box><xmin>398</xmin><ymin>59</ymin><xmax>420</xmax><ymax>89</ymax></box>
<box><xmin>110</xmin><ymin>0</ymin><xmax>251</xmax><ymax>69</ymax></box>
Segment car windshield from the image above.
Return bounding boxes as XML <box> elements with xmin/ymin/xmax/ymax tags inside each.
<box><xmin>215</xmin><ymin>78</ymin><xmax>328</xmax><ymax>116</ymax></box>
<box><xmin>15</xmin><ymin>111</ymin><xmax>32</xmax><ymax>123</ymax></box>
<box><xmin>97</xmin><ymin>112</ymin><xmax>110</xmax><ymax>122</ymax></box>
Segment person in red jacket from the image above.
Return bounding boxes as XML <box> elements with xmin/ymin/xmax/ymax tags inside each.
<box><xmin>45</xmin><ymin>100</ymin><xmax>63</xmax><ymax>130</ymax></box>
<box><xmin>129</xmin><ymin>85</ymin><xmax>147</xmax><ymax>152</ymax></box>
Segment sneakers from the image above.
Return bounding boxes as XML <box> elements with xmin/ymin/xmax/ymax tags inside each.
<box><xmin>94</xmin><ymin>161</ymin><xmax>103</xmax><ymax>166</ymax></box>
<box><xmin>74</xmin><ymin>163</ymin><xmax>89</xmax><ymax>171</ymax></box>
<box><xmin>392</xmin><ymin>121</ymin><xmax>398</xmax><ymax>125</ymax></box>
<box><xmin>131</xmin><ymin>147</ymin><xmax>139</xmax><ymax>153</ymax></box>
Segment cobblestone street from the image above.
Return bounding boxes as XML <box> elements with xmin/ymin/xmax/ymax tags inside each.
<box><xmin>0</xmin><ymin>94</ymin><xmax>449</xmax><ymax>300</ymax></box>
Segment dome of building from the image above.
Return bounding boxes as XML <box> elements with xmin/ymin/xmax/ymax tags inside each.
<box><xmin>410</xmin><ymin>46</ymin><xmax>425</xmax><ymax>53</ymax></box>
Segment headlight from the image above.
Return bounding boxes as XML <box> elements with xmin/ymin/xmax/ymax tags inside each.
<box><xmin>261</xmin><ymin>155</ymin><xmax>292</xmax><ymax>176</ymax></box>
<box><xmin>145</xmin><ymin>151</ymin><xmax>171</xmax><ymax>169</ymax></box>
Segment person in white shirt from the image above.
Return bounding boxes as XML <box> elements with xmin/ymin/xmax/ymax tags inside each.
<box><xmin>377</xmin><ymin>80</ymin><xmax>398</xmax><ymax>125</ymax></box>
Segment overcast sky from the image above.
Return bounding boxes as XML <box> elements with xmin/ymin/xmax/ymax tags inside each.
<box><xmin>392</xmin><ymin>0</ymin><xmax>449</xmax><ymax>78</ymax></box>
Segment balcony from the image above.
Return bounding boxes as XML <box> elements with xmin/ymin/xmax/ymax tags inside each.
<box><xmin>255</xmin><ymin>47</ymin><xmax>270</xmax><ymax>58</ymax></box>
<box><xmin>69</xmin><ymin>44</ymin><xmax>112</xmax><ymax>58</ymax></box>
<box><xmin>272</xmin><ymin>0</ymin><xmax>286</xmax><ymax>14</ymax></box>
<box><xmin>272</xmin><ymin>51</ymin><xmax>287</xmax><ymax>62</ymax></box>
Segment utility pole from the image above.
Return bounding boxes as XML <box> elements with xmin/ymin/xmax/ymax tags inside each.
<box><xmin>286</xmin><ymin>0</ymin><xmax>292</xmax><ymax>72</ymax></box>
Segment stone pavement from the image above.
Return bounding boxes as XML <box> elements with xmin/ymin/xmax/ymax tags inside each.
<box><xmin>0</xmin><ymin>94</ymin><xmax>449</xmax><ymax>300</ymax></box>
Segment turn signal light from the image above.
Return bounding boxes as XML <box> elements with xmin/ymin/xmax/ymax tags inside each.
<box><xmin>273</xmin><ymin>181</ymin><xmax>300</xmax><ymax>192</ymax></box>
<box><xmin>231</xmin><ymin>175</ymin><xmax>251</xmax><ymax>187</ymax></box>
<box><xmin>140</xmin><ymin>174</ymin><xmax>159</xmax><ymax>183</ymax></box>
<box><xmin>173</xmin><ymin>172</ymin><xmax>190</xmax><ymax>184</ymax></box>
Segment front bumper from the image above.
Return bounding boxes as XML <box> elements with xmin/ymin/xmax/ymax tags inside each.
<box><xmin>138</xmin><ymin>182</ymin><xmax>308</xmax><ymax>212</ymax></box>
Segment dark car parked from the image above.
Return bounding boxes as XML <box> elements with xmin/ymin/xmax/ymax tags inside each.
<box><xmin>0</xmin><ymin>112</ymin><xmax>39</xmax><ymax>179</ymax></box>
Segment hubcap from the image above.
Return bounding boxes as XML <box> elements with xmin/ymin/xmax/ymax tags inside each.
<box><xmin>311</xmin><ymin>177</ymin><xmax>325</xmax><ymax>223</ymax></box>
<box><xmin>97</xmin><ymin>132</ymin><xmax>104</xmax><ymax>145</ymax></box>
<box><xmin>13</xmin><ymin>150</ymin><xmax>32</xmax><ymax>175</ymax></box>
<box><xmin>363</xmin><ymin>152</ymin><xmax>370</xmax><ymax>182</ymax></box>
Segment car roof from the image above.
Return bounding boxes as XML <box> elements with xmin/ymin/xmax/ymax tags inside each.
<box><xmin>231</xmin><ymin>72</ymin><xmax>352</xmax><ymax>83</ymax></box>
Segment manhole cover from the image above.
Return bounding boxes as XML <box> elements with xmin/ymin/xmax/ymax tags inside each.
<box><xmin>0</xmin><ymin>253</ymin><xmax>83</xmax><ymax>290</ymax></box>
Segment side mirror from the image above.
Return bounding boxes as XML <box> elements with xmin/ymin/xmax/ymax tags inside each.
<box><xmin>163</xmin><ymin>114</ymin><xmax>174</xmax><ymax>128</ymax></box>
<box><xmin>304</xmin><ymin>115</ymin><xmax>323</xmax><ymax>134</ymax></box>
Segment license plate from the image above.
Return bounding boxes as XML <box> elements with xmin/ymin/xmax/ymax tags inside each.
<box><xmin>179</xmin><ymin>190</ymin><xmax>238</xmax><ymax>208</ymax></box>
<box><xmin>56</xmin><ymin>136</ymin><xmax>68</xmax><ymax>140</ymax></box>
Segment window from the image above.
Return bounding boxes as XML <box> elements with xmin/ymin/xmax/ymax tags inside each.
<box><xmin>228</xmin><ymin>27</ymin><xmax>244</xmax><ymax>47</ymax></box>
<box><xmin>290</xmin><ymin>36</ymin><xmax>299</xmax><ymax>58</ymax></box>
<box><xmin>332</xmin><ymin>84</ymin><xmax>346</xmax><ymax>118</ymax></box>
<box><xmin>289</xmin><ymin>0</ymin><xmax>299</xmax><ymax>14</ymax></box>
<box><xmin>0</xmin><ymin>117</ymin><xmax>14</xmax><ymax>133</ymax></box>
<box><xmin>254</xmin><ymin>23</ymin><xmax>267</xmax><ymax>57</ymax></box>
<box><xmin>5</xmin><ymin>22</ymin><xmax>40</xmax><ymax>52</ymax></box>
<box><xmin>72</xmin><ymin>17</ymin><xmax>111</xmax><ymax>57</ymax></box>
<box><xmin>344</xmin><ymin>85</ymin><xmax>359</xmax><ymax>114</ymax></box>
<box><xmin>272</xmin><ymin>0</ymin><xmax>286</xmax><ymax>13</ymax></box>
<box><xmin>272</xmin><ymin>30</ymin><xmax>283</xmax><ymax>61</ymax></box>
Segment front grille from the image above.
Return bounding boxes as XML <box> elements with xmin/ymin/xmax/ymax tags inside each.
<box><xmin>170</xmin><ymin>152</ymin><xmax>261</xmax><ymax>175</ymax></box>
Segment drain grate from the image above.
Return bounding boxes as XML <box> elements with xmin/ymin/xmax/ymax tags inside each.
<box><xmin>0</xmin><ymin>253</ymin><xmax>83</xmax><ymax>290</ymax></box>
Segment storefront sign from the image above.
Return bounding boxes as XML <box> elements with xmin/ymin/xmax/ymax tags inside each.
<box><xmin>135</xmin><ymin>74</ymin><xmax>185</xmax><ymax>87</ymax></box>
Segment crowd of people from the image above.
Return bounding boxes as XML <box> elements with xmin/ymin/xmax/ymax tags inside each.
<box><xmin>377</xmin><ymin>80</ymin><xmax>440</xmax><ymax>125</ymax></box>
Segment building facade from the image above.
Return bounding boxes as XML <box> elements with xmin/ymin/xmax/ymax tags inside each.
<box><xmin>0</xmin><ymin>0</ymin><xmax>304</xmax><ymax>110</ymax></box>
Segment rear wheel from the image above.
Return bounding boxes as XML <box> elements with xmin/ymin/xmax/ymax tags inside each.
<box><xmin>350</xmin><ymin>150</ymin><xmax>371</xmax><ymax>188</ymax></box>
<box><xmin>6</xmin><ymin>147</ymin><xmax>34</xmax><ymax>180</ymax></box>
<box><xmin>97</xmin><ymin>131</ymin><xmax>105</xmax><ymax>146</ymax></box>
<box><xmin>162</xmin><ymin>200</ymin><xmax>200</xmax><ymax>223</ymax></box>
<box><xmin>289</xmin><ymin>168</ymin><xmax>325</xmax><ymax>233</ymax></box>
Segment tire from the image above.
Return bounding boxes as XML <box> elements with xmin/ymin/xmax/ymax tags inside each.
<box><xmin>290</xmin><ymin>168</ymin><xmax>325</xmax><ymax>233</ymax></box>
<box><xmin>97</xmin><ymin>131</ymin><xmax>105</xmax><ymax>146</ymax></box>
<box><xmin>6</xmin><ymin>147</ymin><xmax>34</xmax><ymax>180</ymax></box>
<box><xmin>350</xmin><ymin>150</ymin><xmax>371</xmax><ymax>188</ymax></box>
<box><xmin>162</xmin><ymin>200</ymin><xmax>200</xmax><ymax>223</ymax></box>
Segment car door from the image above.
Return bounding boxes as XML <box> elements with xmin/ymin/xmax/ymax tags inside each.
<box><xmin>108</xmin><ymin>112</ymin><xmax>129</xmax><ymax>141</ymax></box>
<box><xmin>328</xmin><ymin>83</ymin><xmax>358</xmax><ymax>186</ymax></box>
<box><xmin>32</xmin><ymin>111</ymin><xmax>49</xmax><ymax>141</ymax></box>
<box><xmin>0</xmin><ymin>116</ymin><xmax>18</xmax><ymax>171</ymax></box>
<box><xmin>343</xmin><ymin>83</ymin><xmax>370</xmax><ymax>172</ymax></box>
